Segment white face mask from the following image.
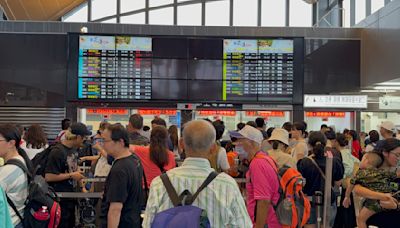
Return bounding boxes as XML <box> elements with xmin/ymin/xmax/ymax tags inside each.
<box><xmin>235</xmin><ymin>145</ymin><xmax>248</xmax><ymax>160</ymax></box>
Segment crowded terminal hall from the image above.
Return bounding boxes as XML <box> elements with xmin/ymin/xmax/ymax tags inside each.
<box><xmin>1</xmin><ymin>0</ymin><xmax>400</xmax><ymax>228</ymax></box>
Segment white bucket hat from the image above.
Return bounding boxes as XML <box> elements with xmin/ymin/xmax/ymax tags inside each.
<box><xmin>268</xmin><ymin>128</ymin><xmax>289</xmax><ymax>146</ymax></box>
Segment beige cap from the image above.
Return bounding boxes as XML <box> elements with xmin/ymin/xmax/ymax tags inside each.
<box><xmin>379</xmin><ymin>121</ymin><xmax>395</xmax><ymax>132</ymax></box>
<box><xmin>268</xmin><ymin>128</ymin><xmax>289</xmax><ymax>146</ymax></box>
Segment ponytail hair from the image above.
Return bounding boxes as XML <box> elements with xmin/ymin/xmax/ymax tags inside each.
<box><xmin>272</xmin><ymin>141</ymin><xmax>280</xmax><ymax>150</ymax></box>
<box><xmin>308</xmin><ymin>131</ymin><xmax>327</xmax><ymax>159</ymax></box>
<box><xmin>0</xmin><ymin>124</ymin><xmax>34</xmax><ymax>173</ymax></box>
<box><xmin>149</xmin><ymin>126</ymin><xmax>169</xmax><ymax>169</ymax></box>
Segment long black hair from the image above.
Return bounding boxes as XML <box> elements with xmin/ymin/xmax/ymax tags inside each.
<box><xmin>0</xmin><ymin>124</ymin><xmax>34</xmax><ymax>173</ymax></box>
<box><xmin>308</xmin><ymin>131</ymin><xmax>327</xmax><ymax>159</ymax></box>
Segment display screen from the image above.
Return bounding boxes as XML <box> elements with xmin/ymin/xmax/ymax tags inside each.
<box><xmin>78</xmin><ymin>35</ymin><xmax>152</xmax><ymax>99</ymax></box>
<box><xmin>223</xmin><ymin>39</ymin><xmax>294</xmax><ymax>101</ymax></box>
<box><xmin>72</xmin><ymin>35</ymin><xmax>299</xmax><ymax>102</ymax></box>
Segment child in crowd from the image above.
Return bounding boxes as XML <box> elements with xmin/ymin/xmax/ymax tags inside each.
<box><xmin>343</xmin><ymin>151</ymin><xmax>399</xmax><ymax>228</ymax></box>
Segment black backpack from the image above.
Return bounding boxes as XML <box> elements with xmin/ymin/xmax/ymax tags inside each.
<box><xmin>5</xmin><ymin>159</ymin><xmax>61</xmax><ymax>228</ymax></box>
<box><xmin>31</xmin><ymin>144</ymin><xmax>59</xmax><ymax>177</ymax></box>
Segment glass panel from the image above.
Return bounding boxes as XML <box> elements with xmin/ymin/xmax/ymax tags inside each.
<box><xmin>100</xmin><ymin>18</ymin><xmax>117</xmax><ymax>23</ymax></box>
<box><xmin>121</xmin><ymin>0</ymin><xmax>145</xmax><ymax>13</ymax></box>
<box><xmin>91</xmin><ymin>0</ymin><xmax>117</xmax><ymax>20</ymax></box>
<box><xmin>150</xmin><ymin>0</ymin><xmax>173</xmax><ymax>7</ymax></box>
<box><xmin>361</xmin><ymin>112</ymin><xmax>400</xmax><ymax>133</ymax></box>
<box><xmin>149</xmin><ymin>7</ymin><xmax>174</xmax><ymax>25</ymax></box>
<box><xmin>178</xmin><ymin>3</ymin><xmax>202</xmax><ymax>25</ymax></box>
<box><xmin>205</xmin><ymin>0</ymin><xmax>229</xmax><ymax>26</ymax></box>
<box><xmin>233</xmin><ymin>0</ymin><xmax>258</xmax><ymax>26</ymax></box>
<box><xmin>62</xmin><ymin>3</ymin><xmax>88</xmax><ymax>22</ymax></box>
<box><xmin>371</xmin><ymin>0</ymin><xmax>385</xmax><ymax>14</ymax></box>
<box><xmin>355</xmin><ymin>0</ymin><xmax>366</xmax><ymax>24</ymax></box>
<box><xmin>343</xmin><ymin>0</ymin><xmax>351</xmax><ymax>27</ymax></box>
<box><xmin>289</xmin><ymin>0</ymin><xmax>312</xmax><ymax>27</ymax></box>
<box><xmin>261</xmin><ymin>0</ymin><xmax>285</xmax><ymax>27</ymax></box>
<box><xmin>121</xmin><ymin>13</ymin><xmax>145</xmax><ymax>24</ymax></box>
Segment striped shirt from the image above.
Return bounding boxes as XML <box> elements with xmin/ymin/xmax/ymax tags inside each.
<box><xmin>143</xmin><ymin>157</ymin><xmax>252</xmax><ymax>228</ymax></box>
<box><xmin>0</xmin><ymin>156</ymin><xmax>28</xmax><ymax>226</ymax></box>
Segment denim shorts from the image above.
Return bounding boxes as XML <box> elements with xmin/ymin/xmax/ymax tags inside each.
<box><xmin>307</xmin><ymin>203</ymin><xmax>337</xmax><ymax>226</ymax></box>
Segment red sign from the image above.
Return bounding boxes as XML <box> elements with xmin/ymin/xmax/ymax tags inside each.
<box><xmin>245</xmin><ymin>111</ymin><xmax>285</xmax><ymax>117</ymax></box>
<box><xmin>87</xmin><ymin>108</ymin><xmax>128</xmax><ymax>115</ymax></box>
<box><xmin>197</xmin><ymin>110</ymin><xmax>237</xmax><ymax>116</ymax></box>
<box><xmin>138</xmin><ymin>109</ymin><xmax>177</xmax><ymax>115</ymax></box>
<box><xmin>306</xmin><ymin>112</ymin><xmax>346</xmax><ymax>118</ymax></box>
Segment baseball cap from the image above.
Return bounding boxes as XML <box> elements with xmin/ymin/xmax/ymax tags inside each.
<box><xmin>379</xmin><ymin>121</ymin><xmax>395</xmax><ymax>132</ymax></box>
<box><xmin>268</xmin><ymin>128</ymin><xmax>289</xmax><ymax>146</ymax></box>
<box><xmin>70</xmin><ymin>122</ymin><xmax>91</xmax><ymax>137</ymax></box>
<box><xmin>229</xmin><ymin>125</ymin><xmax>263</xmax><ymax>145</ymax></box>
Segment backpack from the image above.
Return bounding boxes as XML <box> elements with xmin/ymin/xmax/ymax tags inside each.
<box><xmin>5</xmin><ymin>159</ymin><xmax>61</xmax><ymax>228</ymax></box>
<box><xmin>254</xmin><ymin>154</ymin><xmax>311</xmax><ymax>228</ymax></box>
<box><xmin>151</xmin><ymin>172</ymin><xmax>219</xmax><ymax>228</ymax></box>
<box><xmin>31</xmin><ymin>144</ymin><xmax>58</xmax><ymax>177</ymax></box>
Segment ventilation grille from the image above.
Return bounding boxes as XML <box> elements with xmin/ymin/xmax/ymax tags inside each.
<box><xmin>0</xmin><ymin>107</ymin><xmax>65</xmax><ymax>140</ymax></box>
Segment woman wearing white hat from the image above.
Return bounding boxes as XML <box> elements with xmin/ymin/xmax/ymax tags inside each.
<box><xmin>267</xmin><ymin>128</ymin><xmax>297</xmax><ymax>169</ymax></box>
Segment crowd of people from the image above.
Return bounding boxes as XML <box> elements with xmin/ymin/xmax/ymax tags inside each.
<box><xmin>1</xmin><ymin>115</ymin><xmax>400</xmax><ymax>228</ymax></box>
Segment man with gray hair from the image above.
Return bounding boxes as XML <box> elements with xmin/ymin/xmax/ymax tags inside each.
<box><xmin>143</xmin><ymin>120</ymin><xmax>251</xmax><ymax>227</ymax></box>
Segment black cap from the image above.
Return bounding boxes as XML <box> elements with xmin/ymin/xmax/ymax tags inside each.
<box><xmin>70</xmin><ymin>122</ymin><xmax>91</xmax><ymax>136</ymax></box>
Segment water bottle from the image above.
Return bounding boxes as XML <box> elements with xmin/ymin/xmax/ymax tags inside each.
<box><xmin>283</xmin><ymin>195</ymin><xmax>292</xmax><ymax>211</ymax></box>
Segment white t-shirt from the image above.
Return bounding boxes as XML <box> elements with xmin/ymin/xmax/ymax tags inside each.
<box><xmin>291</xmin><ymin>139</ymin><xmax>308</xmax><ymax>161</ymax></box>
<box><xmin>217</xmin><ymin>147</ymin><xmax>230</xmax><ymax>171</ymax></box>
<box><xmin>20</xmin><ymin>141</ymin><xmax>48</xmax><ymax>160</ymax></box>
<box><xmin>0</xmin><ymin>155</ymin><xmax>28</xmax><ymax>226</ymax></box>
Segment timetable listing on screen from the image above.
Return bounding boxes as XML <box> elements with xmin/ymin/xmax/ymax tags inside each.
<box><xmin>78</xmin><ymin>78</ymin><xmax>151</xmax><ymax>99</ymax></box>
<box><xmin>78</xmin><ymin>35</ymin><xmax>153</xmax><ymax>100</ymax></box>
<box><xmin>222</xmin><ymin>39</ymin><xmax>294</xmax><ymax>101</ymax></box>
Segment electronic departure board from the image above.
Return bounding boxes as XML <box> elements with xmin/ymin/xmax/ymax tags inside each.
<box><xmin>78</xmin><ymin>35</ymin><xmax>152</xmax><ymax>100</ymax></box>
<box><xmin>223</xmin><ymin>39</ymin><xmax>294</xmax><ymax>101</ymax></box>
<box><xmin>72</xmin><ymin>34</ymin><xmax>300</xmax><ymax>102</ymax></box>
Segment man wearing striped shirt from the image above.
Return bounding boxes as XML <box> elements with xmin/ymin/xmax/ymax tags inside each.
<box><xmin>143</xmin><ymin>120</ymin><xmax>252</xmax><ymax>228</ymax></box>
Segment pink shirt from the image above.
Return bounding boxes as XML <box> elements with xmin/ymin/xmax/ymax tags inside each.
<box><xmin>246</xmin><ymin>152</ymin><xmax>281</xmax><ymax>228</ymax></box>
<box><xmin>131</xmin><ymin>145</ymin><xmax>176</xmax><ymax>188</ymax></box>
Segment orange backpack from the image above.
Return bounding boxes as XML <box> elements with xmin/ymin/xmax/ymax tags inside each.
<box><xmin>258</xmin><ymin>154</ymin><xmax>311</xmax><ymax>228</ymax></box>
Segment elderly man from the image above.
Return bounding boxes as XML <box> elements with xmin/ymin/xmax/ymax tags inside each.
<box><xmin>143</xmin><ymin>120</ymin><xmax>251</xmax><ymax>228</ymax></box>
<box><xmin>230</xmin><ymin>125</ymin><xmax>281</xmax><ymax>228</ymax></box>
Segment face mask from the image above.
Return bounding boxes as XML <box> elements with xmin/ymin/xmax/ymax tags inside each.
<box><xmin>235</xmin><ymin>145</ymin><xmax>248</xmax><ymax>160</ymax></box>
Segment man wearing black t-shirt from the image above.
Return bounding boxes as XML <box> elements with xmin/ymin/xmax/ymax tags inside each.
<box><xmin>45</xmin><ymin>122</ymin><xmax>90</xmax><ymax>228</ymax></box>
<box><xmin>100</xmin><ymin>124</ymin><xmax>143</xmax><ymax>228</ymax></box>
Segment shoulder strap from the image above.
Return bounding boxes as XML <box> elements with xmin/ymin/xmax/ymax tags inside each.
<box><xmin>306</xmin><ymin>156</ymin><xmax>326</xmax><ymax>179</ymax></box>
<box><xmin>5</xmin><ymin>159</ymin><xmax>32</xmax><ymax>179</ymax></box>
<box><xmin>190</xmin><ymin>172</ymin><xmax>219</xmax><ymax>203</ymax></box>
<box><xmin>143</xmin><ymin>169</ymin><xmax>149</xmax><ymax>192</ymax></box>
<box><xmin>5</xmin><ymin>194</ymin><xmax>23</xmax><ymax>222</ymax></box>
<box><xmin>160</xmin><ymin>173</ymin><xmax>181</xmax><ymax>207</ymax></box>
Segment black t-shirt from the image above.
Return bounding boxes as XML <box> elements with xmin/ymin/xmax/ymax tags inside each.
<box><xmin>297</xmin><ymin>156</ymin><xmax>344</xmax><ymax>202</ymax></box>
<box><xmin>100</xmin><ymin>154</ymin><xmax>143</xmax><ymax>228</ymax></box>
<box><xmin>45</xmin><ymin>143</ymin><xmax>78</xmax><ymax>192</ymax></box>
